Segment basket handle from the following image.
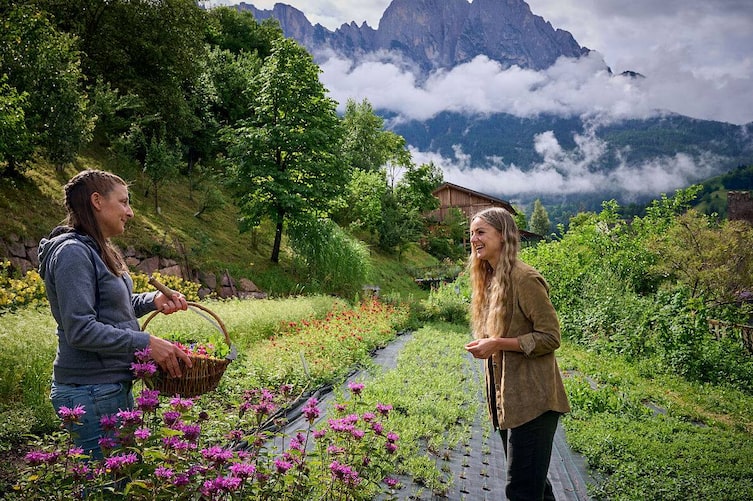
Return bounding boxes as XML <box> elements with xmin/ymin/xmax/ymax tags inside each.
<box><xmin>140</xmin><ymin>301</ymin><xmax>231</xmax><ymax>349</ymax></box>
<box><xmin>148</xmin><ymin>274</ymin><xmax>179</xmax><ymax>300</ymax></box>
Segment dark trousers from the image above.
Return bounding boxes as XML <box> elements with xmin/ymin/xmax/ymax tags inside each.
<box><xmin>500</xmin><ymin>410</ymin><xmax>560</xmax><ymax>501</ymax></box>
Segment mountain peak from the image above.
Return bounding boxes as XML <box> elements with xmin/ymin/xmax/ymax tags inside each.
<box><xmin>238</xmin><ymin>0</ymin><xmax>591</xmax><ymax>74</ymax></box>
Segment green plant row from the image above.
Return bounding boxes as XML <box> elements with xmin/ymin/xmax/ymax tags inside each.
<box><xmin>0</xmin><ymin>296</ymin><xmax>340</xmax><ymax>458</ymax></box>
<box><xmin>558</xmin><ymin>342</ymin><xmax>753</xmax><ymax>500</ymax></box>
<box><xmin>7</xmin><ymin>304</ymin><xmax>479</xmax><ymax>499</ymax></box>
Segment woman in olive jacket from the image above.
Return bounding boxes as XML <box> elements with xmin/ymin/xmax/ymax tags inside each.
<box><xmin>465</xmin><ymin>207</ymin><xmax>570</xmax><ymax>501</ymax></box>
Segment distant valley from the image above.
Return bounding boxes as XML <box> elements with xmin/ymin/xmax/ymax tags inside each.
<box><xmin>234</xmin><ymin>0</ymin><xmax>753</xmax><ymax>213</ymax></box>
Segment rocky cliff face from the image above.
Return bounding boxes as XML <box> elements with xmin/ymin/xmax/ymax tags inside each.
<box><xmin>237</xmin><ymin>0</ymin><xmax>590</xmax><ymax>74</ymax></box>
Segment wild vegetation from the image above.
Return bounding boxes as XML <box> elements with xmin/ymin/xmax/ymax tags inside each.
<box><xmin>2</xmin><ymin>183</ymin><xmax>753</xmax><ymax>498</ymax></box>
<box><xmin>3</xmin><ymin>1</ymin><xmax>753</xmax><ymax>499</ymax></box>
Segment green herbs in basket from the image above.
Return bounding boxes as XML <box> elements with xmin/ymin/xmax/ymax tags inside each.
<box><xmin>164</xmin><ymin>331</ymin><xmax>231</xmax><ymax>359</ymax></box>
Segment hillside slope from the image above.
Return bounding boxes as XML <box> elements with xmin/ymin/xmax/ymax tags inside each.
<box><xmin>0</xmin><ymin>148</ymin><xmax>435</xmax><ymax>298</ymax></box>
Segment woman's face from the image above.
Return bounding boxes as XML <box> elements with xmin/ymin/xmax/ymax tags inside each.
<box><xmin>470</xmin><ymin>217</ymin><xmax>503</xmax><ymax>267</ymax></box>
<box><xmin>92</xmin><ymin>184</ymin><xmax>133</xmax><ymax>238</ymax></box>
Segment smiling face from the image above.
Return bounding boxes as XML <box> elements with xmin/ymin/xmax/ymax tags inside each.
<box><xmin>92</xmin><ymin>183</ymin><xmax>133</xmax><ymax>238</ymax></box>
<box><xmin>470</xmin><ymin>216</ymin><xmax>504</xmax><ymax>268</ymax></box>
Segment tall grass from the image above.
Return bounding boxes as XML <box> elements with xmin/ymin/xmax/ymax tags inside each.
<box><xmin>142</xmin><ymin>295</ymin><xmax>340</xmax><ymax>350</ymax></box>
<box><xmin>0</xmin><ymin>295</ymin><xmax>340</xmax><ymax>450</ymax></box>
<box><xmin>0</xmin><ymin>308</ymin><xmax>59</xmax><ymax>448</ymax></box>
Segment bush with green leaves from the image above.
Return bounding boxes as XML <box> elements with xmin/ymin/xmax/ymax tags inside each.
<box><xmin>418</xmin><ymin>274</ymin><xmax>470</xmax><ymax>324</ymax></box>
<box><xmin>522</xmin><ymin>186</ymin><xmax>753</xmax><ymax>393</ymax></box>
<box><xmin>287</xmin><ymin>217</ymin><xmax>371</xmax><ymax>298</ymax></box>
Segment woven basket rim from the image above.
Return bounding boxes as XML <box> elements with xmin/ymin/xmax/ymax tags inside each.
<box><xmin>140</xmin><ymin>301</ymin><xmax>233</xmax><ymax>397</ymax></box>
<box><xmin>140</xmin><ymin>301</ymin><xmax>231</xmax><ymax>348</ymax></box>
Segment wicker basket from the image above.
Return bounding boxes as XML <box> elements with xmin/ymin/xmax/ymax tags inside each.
<box><xmin>140</xmin><ymin>302</ymin><xmax>235</xmax><ymax>398</ymax></box>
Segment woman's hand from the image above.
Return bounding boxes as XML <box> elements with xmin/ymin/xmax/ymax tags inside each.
<box><xmin>154</xmin><ymin>291</ymin><xmax>188</xmax><ymax>315</ymax></box>
<box><xmin>149</xmin><ymin>335</ymin><xmax>193</xmax><ymax>378</ymax></box>
<box><xmin>465</xmin><ymin>338</ymin><xmax>497</xmax><ymax>359</ymax></box>
<box><xmin>465</xmin><ymin>337</ymin><xmax>521</xmax><ymax>359</ymax></box>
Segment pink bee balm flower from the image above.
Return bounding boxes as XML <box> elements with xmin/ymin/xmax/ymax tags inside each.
<box><xmin>136</xmin><ymin>390</ymin><xmax>160</xmax><ymax>412</ymax></box>
<box><xmin>376</xmin><ymin>403</ymin><xmax>392</xmax><ymax>417</ymax></box>
<box><xmin>329</xmin><ymin>460</ymin><xmax>361</xmax><ymax>486</ymax></box>
<box><xmin>105</xmin><ymin>452</ymin><xmax>138</xmax><ymax>472</ymax></box>
<box><xmin>58</xmin><ymin>404</ymin><xmax>86</xmax><ymax>424</ymax></box>
<box><xmin>100</xmin><ymin>414</ymin><xmax>118</xmax><ymax>431</ymax></box>
<box><xmin>274</xmin><ymin>458</ymin><xmax>293</xmax><ymax>473</ymax></box>
<box><xmin>170</xmin><ymin>397</ymin><xmax>194</xmax><ymax>412</ymax></box>
<box><xmin>116</xmin><ymin>408</ymin><xmax>143</xmax><ymax>425</ymax></box>
<box><xmin>24</xmin><ymin>450</ymin><xmax>58</xmax><ymax>466</ymax></box>
<box><xmin>163</xmin><ymin>410</ymin><xmax>181</xmax><ymax>426</ymax></box>
<box><xmin>131</xmin><ymin>361</ymin><xmax>157</xmax><ymax>379</ymax></box>
<box><xmin>134</xmin><ymin>346</ymin><xmax>152</xmax><ymax>361</ymax></box>
<box><xmin>155</xmin><ymin>466</ymin><xmax>174</xmax><ymax>479</ymax></box>
<box><xmin>347</xmin><ymin>381</ymin><xmax>365</xmax><ymax>396</ymax></box>
<box><xmin>384</xmin><ymin>476</ymin><xmax>400</xmax><ymax>488</ymax></box>
<box><xmin>370</xmin><ymin>421</ymin><xmax>384</xmax><ymax>435</ymax></box>
<box><xmin>302</xmin><ymin>397</ymin><xmax>320</xmax><ymax>423</ymax></box>
<box><xmin>230</xmin><ymin>462</ymin><xmax>256</xmax><ymax>478</ymax></box>
<box><xmin>134</xmin><ymin>426</ymin><xmax>151</xmax><ymax>441</ymax></box>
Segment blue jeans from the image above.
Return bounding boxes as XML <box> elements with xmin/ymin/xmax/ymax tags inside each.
<box><xmin>50</xmin><ymin>381</ymin><xmax>133</xmax><ymax>460</ymax></box>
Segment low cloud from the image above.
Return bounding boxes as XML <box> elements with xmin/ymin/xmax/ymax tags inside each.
<box><xmin>321</xmin><ymin>51</ymin><xmax>660</xmax><ymax>123</ymax></box>
<box><xmin>320</xmin><ymin>44</ymin><xmax>753</xmax><ymax>126</ymax></box>
<box><xmin>319</xmin><ymin>48</ymin><xmax>747</xmax><ymax>202</ymax></box>
<box><xmin>409</xmin><ymin>128</ymin><xmax>723</xmax><ymax>201</ymax></box>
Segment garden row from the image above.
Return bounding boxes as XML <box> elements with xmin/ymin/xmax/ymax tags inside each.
<box><xmin>4</xmin><ymin>296</ymin><xmax>482</xmax><ymax>499</ymax></box>
<box><xmin>3</xmin><ymin>287</ymin><xmax>753</xmax><ymax>499</ymax></box>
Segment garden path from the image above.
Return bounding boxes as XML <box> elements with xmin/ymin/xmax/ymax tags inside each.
<box><xmin>279</xmin><ymin>332</ymin><xmax>594</xmax><ymax>500</ymax></box>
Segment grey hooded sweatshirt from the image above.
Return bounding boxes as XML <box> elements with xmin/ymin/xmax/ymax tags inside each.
<box><xmin>38</xmin><ymin>227</ymin><xmax>155</xmax><ymax>385</ymax></box>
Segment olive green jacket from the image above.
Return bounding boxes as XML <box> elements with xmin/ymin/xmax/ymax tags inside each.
<box><xmin>484</xmin><ymin>259</ymin><xmax>571</xmax><ymax>430</ymax></box>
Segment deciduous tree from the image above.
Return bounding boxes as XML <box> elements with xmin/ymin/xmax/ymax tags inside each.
<box><xmin>0</xmin><ymin>2</ymin><xmax>93</xmax><ymax>170</ymax></box>
<box><xmin>225</xmin><ymin>38</ymin><xmax>345</xmax><ymax>263</ymax></box>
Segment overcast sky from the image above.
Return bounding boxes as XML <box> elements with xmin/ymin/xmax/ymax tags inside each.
<box><xmin>207</xmin><ymin>0</ymin><xmax>753</xmax><ymax>202</ymax></box>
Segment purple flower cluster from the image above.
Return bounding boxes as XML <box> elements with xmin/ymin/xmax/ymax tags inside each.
<box><xmin>330</xmin><ymin>460</ymin><xmax>362</xmax><ymax>486</ymax></box>
<box><xmin>22</xmin><ymin>379</ymin><xmax>403</xmax><ymax>499</ymax></box>
<box><xmin>302</xmin><ymin>397</ymin><xmax>321</xmax><ymax>423</ymax></box>
<box><xmin>57</xmin><ymin>404</ymin><xmax>86</xmax><ymax>424</ymax></box>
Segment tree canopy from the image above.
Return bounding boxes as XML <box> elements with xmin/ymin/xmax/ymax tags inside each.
<box><xmin>224</xmin><ymin>38</ymin><xmax>346</xmax><ymax>263</ymax></box>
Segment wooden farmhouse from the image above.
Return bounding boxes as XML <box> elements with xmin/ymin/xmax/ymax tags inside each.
<box><xmin>429</xmin><ymin>182</ymin><xmax>542</xmax><ymax>242</ymax></box>
<box><xmin>728</xmin><ymin>191</ymin><xmax>753</xmax><ymax>225</ymax></box>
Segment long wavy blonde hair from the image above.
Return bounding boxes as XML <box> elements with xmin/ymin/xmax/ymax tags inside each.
<box><xmin>468</xmin><ymin>207</ymin><xmax>520</xmax><ymax>339</ymax></box>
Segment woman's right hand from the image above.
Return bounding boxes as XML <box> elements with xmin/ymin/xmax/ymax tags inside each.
<box><xmin>149</xmin><ymin>335</ymin><xmax>193</xmax><ymax>378</ymax></box>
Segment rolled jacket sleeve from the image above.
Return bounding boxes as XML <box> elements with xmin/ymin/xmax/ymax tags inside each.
<box><xmin>515</xmin><ymin>268</ymin><xmax>561</xmax><ymax>358</ymax></box>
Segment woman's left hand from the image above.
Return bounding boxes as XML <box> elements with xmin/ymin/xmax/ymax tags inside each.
<box><xmin>466</xmin><ymin>337</ymin><xmax>520</xmax><ymax>358</ymax></box>
<box><xmin>154</xmin><ymin>291</ymin><xmax>188</xmax><ymax>314</ymax></box>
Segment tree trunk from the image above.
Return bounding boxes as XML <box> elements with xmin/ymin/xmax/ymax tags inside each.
<box><xmin>271</xmin><ymin>210</ymin><xmax>284</xmax><ymax>263</ymax></box>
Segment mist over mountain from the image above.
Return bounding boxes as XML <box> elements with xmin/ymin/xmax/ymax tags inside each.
<box><xmin>235</xmin><ymin>0</ymin><xmax>753</xmax><ymax>211</ymax></box>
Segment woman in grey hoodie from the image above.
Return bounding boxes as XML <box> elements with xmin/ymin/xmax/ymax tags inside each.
<box><xmin>38</xmin><ymin>169</ymin><xmax>192</xmax><ymax>459</ymax></box>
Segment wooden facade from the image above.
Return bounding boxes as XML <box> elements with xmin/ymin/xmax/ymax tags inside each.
<box><xmin>430</xmin><ymin>182</ymin><xmax>516</xmax><ymax>221</ymax></box>
<box><xmin>728</xmin><ymin>191</ymin><xmax>753</xmax><ymax>225</ymax></box>
<box><xmin>429</xmin><ymin>182</ymin><xmax>542</xmax><ymax>241</ymax></box>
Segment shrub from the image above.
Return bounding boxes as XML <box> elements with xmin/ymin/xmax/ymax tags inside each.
<box><xmin>418</xmin><ymin>274</ymin><xmax>469</xmax><ymax>324</ymax></box>
<box><xmin>0</xmin><ymin>261</ymin><xmax>47</xmax><ymax>313</ymax></box>
<box><xmin>288</xmin><ymin>218</ymin><xmax>372</xmax><ymax>298</ymax></box>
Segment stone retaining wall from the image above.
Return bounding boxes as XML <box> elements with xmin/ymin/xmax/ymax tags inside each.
<box><xmin>0</xmin><ymin>234</ymin><xmax>265</xmax><ymax>300</ymax></box>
